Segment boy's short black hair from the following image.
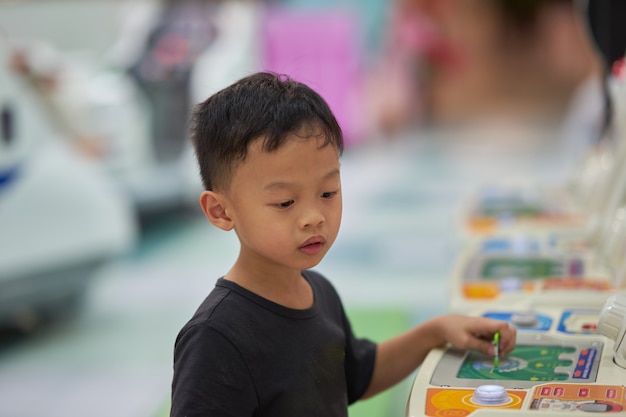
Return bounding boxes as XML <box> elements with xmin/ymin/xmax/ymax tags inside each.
<box><xmin>190</xmin><ymin>72</ymin><xmax>344</xmax><ymax>191</ymax></box>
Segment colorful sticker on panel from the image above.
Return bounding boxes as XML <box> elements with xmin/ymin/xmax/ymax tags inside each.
<box><xmin>530</xmin><ymin>384</ymin><xmax>625</xmax><ymax>412</ymax></box>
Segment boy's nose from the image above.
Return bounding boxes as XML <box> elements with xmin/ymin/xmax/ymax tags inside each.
<box><xmin>300</xmin><ymin>207</ymin><xmax>325</xmax><ymax>229</ymax></box>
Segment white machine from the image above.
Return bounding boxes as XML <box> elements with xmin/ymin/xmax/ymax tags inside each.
<box><xmin>0</xmin><ymin>1</ymin><xmax>209</xmax><ymax>219</ymax></box>
<box><xmin>406</xmin><ymin>295</ymin><xmax>626</xmax><ymax>416</ymax></box>
<box><xmin>0</xmin><ymin>39</ymin><xmax>137</xmax><ymax>330</ymax></box>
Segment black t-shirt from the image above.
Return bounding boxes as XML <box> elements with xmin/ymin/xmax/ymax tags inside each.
<box><xmin>170</xmin><ymin>270</ymin><xmax>377</xmax><ymax>417</ymax></box>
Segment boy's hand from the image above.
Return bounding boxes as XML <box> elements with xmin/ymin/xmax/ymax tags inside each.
<box><xmin>363</xmin><ymin>313</ymin><xmax>516</xmax><ymax>398</ymax></box>
<box><xmin>436</xmin><ymin>315</ymin><xmax>516</xmax><ymax>357</ymax></box>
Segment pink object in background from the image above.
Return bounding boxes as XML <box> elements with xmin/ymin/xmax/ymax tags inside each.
<box><xmin>260</xmin><ymin>7</ymin><xmax>366</xmax><ymax>145</ymax></box>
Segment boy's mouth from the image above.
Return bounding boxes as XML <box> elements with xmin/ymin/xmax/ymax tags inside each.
<box><xmin>299</xmin><ymin>236</ymin><xmax>325</xmax><ymax>255</ymax></box>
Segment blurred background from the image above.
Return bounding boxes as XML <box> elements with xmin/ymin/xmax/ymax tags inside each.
<box><xmin>1</xmin><ymin>0</ymin><xmax>625</xmax><ymax>416</ymax></box>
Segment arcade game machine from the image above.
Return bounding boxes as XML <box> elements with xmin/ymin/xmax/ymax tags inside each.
<box><xmin>449</xmin><ymin>71</ymin><xmax>626</xmax><ymax>315</ymax></box>
<box><xmin>0</xmin><ymin>39</ymin><xmax>137</xmax><ymax>330</ymax></box>
<box><xmin>449</xmin><ymin>182</ymin><xmax>626</xmax><ymax>314</ymax></box>
<box><xmin>438</xmin><ymin>227</ymin><xmax>626</xmax><ymax>415</ymax></box>
<box><xmin>406</xmin><ymin>294</ymin><xmax>626</xmax><ymax>416</ymax></box>
<box><xmin>1</xmin><ymin>1</ymin><xmax>209</xmax><ymax>221</ymax></box>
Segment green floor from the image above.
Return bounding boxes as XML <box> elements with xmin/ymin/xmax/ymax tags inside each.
<box><xmin>347</xmin><ymin>308</ymin><xmax>413</xmax><ymax>417</ymax></box>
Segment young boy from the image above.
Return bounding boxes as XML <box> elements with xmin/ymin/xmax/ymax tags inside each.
<box><xmin>170</xmin><ymin>72</ymin><xmax>516</xmax><ymax>417</ymax></box>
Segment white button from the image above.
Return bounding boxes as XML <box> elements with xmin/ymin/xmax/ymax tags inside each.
<box><xmin>511</xmin><ymin>311</ymin><xmax>538</xmax><ymax>327</ymax></box>
<box><xmin>499</xmin><ymin>277</ymin><xmax>522</xmax><ymax>292</ymax></box>
<box><xmin>471</xmin><ymin>384</ymin><xmax>510</xmax><ymax>405</ymax></box>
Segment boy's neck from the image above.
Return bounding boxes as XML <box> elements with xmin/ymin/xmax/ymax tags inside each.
<box><xmin>225</xmin><ymin>264</ymin><xmax>314</xmax><ymax>310</ymax></box>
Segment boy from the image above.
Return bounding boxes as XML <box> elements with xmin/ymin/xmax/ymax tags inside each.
<box><xmin>170</xmin><ymin>72</ymin><xmax>516</xmax><ymax>416</ymax></box>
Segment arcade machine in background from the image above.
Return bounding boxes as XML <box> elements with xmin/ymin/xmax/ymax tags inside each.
<box><xmin>449</xmin><ymin>60</ymin><xmax>626</xmax><ymax>315</ymax></box>
<box><xmin>113</xmin><ymin>0</ymin><xmax>290</xmax><ymax>220</ymax></box>
<box><xmin>125</xmin><ymin>0</ymin><xmax>223</xmax><ymax>220</ymax></box>
<box><xmin>0</xmin><ymin>40</ymin><xmax>137</xmax><ymax>331</ymax></box>
<box><xmin>0</xmin><ymin>0</ymin><xmax>222</xmax><ymax>225</ymax></box>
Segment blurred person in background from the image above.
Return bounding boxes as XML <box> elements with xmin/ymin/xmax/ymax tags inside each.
<box><xmin>128</xmin><ymin>0</ymin><xmax>222</xmax><ymax>164</ymax></box>
<box><xmin>367</xmin><ymin>0</ymin><xmax>616</xmax><ymax>184</ymax></box>
<box><xmin>412</xmin><ymin>0</ymin><xmax>606</xmax><ymax>129</ymax></box>
<box><xmin>366</xmin><ymin>0</ymin><xmax>605</xmax><ymax>137</ymax></box>
<box><xmin>363</xmin><ymin>0</ymin><xmax>427</xmax><ymax>135</ymax></box>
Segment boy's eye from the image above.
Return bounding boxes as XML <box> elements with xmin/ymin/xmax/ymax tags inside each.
<box><xmin>277</xmin><ymin>200</ymin><xmax>295</xmax><ymax>208</ymax></box>
<box><xmin>321</xmin><ymin>191</ymin><xmax>338</xmax><ymax>199</ymax></box>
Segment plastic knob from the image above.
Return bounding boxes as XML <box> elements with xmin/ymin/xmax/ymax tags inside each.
<box><xmin>510</xmin><ymin>311</ymin><xmax>538</xmax><ymax>327</ymax></box>
<box><xmin>500</xmin><ymin>277</ymin><xmax>523</xmax><ymax>292</ymax></box>
<box><xmin>598</xmin><ymin>294</ymin><xmax>626</xmax><ymax>341</ymax></box>
<box><xmin>471</xmin><ymin>384</ymin><xmax>510</xmax><ymax>405</ymax></box>
<box><xmin>597</xmin><ymin>294</ymin><xmax>626</xmax><ymax>369</ymax></box>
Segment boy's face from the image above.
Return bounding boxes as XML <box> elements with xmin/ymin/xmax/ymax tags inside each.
<box><xmin>220</xmin><ymin>133</ymin><xmax>342</xmax><ymax>275</ymax></box>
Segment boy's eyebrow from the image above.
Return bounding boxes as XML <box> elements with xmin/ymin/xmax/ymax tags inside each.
<box><xmin>264</xmin><ymin>168</ymin><xmax>341</xmax><ymax>190</ymax></box>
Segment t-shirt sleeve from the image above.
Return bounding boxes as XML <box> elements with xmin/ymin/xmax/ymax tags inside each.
<box><xmin>343</xmin><ymin>313</ymin><xmax>377</xmax><ymax>404</ymax></box>
<box><xmin>306</xmin><ymin>270</ymin><xmax>378</xmax><ymax>404</ymax></box>
<box><xmin>170</xmin><ymin>324</ymin><xmax>258</xmax><ymax>417</ymax></box>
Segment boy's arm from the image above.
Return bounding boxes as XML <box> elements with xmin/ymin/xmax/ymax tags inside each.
<box><xmin>360</xmin><ymin>315</ymin><xmax>515</xmax><ymax>399</ymax></box>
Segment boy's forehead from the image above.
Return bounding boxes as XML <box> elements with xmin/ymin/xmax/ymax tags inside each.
<box><xmin>227</xmin><ymin>135</ymin><xmax>340</xmax><ymax>193</ymax></box>
<box><xmin>244</xmin><ymin>133</ymin><xmax>339</xmax><ymax>165</ymax></box>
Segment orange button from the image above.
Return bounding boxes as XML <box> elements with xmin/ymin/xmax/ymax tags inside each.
<box><xmin>463</xmin><ymin>283</ymin><xmax>500</xmax><ymax>299</ymax></box>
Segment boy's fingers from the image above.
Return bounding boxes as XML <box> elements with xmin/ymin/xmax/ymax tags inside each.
<box><xmin>467</xmin><ymin>319</ymin><xmax>517</xmax><ymax>356</ymax></box>
<box><xmin>470</xmin><ymin>337</ymin><xmax>496</xmax><ymax>356</ymax></box>
<box><xmin>480</xmin><ymin>321</ymin><xmax>516</xmax><ymax>356</ymax></box>
<box><xmin>499</xmin><ymin>324</ymin><xmax>517</xmax><ymax>355</ymax></box>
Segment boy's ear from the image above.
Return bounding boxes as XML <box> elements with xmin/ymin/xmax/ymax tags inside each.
<box><xmin>199</xmin><ymin>191</ymin><xmax>234</xmax><ymax>231</ymax></box>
